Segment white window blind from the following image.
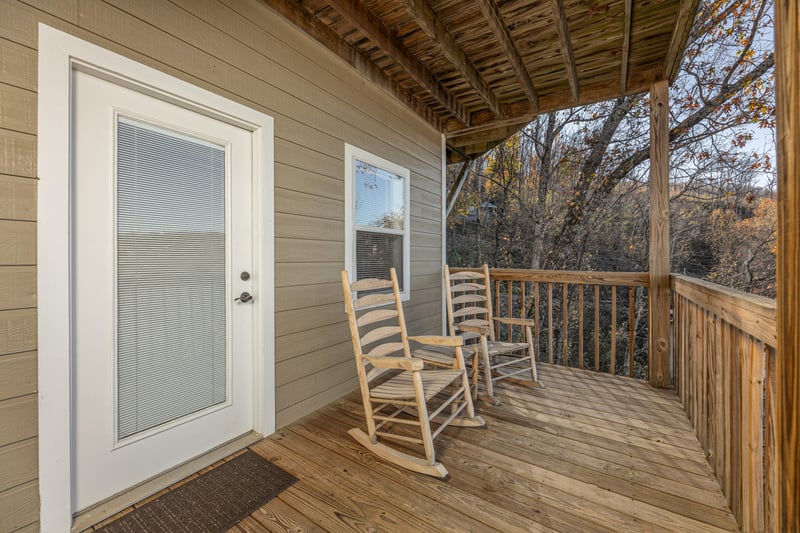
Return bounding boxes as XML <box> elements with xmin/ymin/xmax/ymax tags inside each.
<box><xmin>116</xmin><ymin>118</ymin><xmax>227</xmax><ymax>440</ymax></box>
<box><xmin>346</xmin><ymin>147</ymin><xmax>410</xmax><ymax>296</ymax></box>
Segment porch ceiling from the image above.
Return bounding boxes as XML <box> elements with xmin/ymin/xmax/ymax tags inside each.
<box><xmin>261</xmin><ymin>0</ymin><xmax>699</xmax><ymax>161</ymax></box>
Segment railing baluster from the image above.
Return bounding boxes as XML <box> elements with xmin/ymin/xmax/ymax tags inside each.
<box><xmin>629</xmin><ymin>286</ymin><xmax>635</xmax><ymax>377</ymax></box>
<box><xmin>495</xmin><ymin>279</ymin><xmax>501</xmax><ymax>339</ymax></box>
<box><xmin>594</xmin><ymin>285</ymin><xmax>600</xmax><ymax>372</ymax></box>
<box><xmin>765</xmin><ymin>344</ymin><xmax>777</xmax><ymax>532</ymax></box>
<box><xmin>720</xmin><ymin>318</ymin><xmax>736</xmax><ymax>505</ymax></box>
<box><xmin>578</xmin><ymin>284</ymin><xmax>584</xmax><ymax>370</ymax></box>
<box><xmin>610</xmin><ymin>286</ymin><xmax>617</xmax><ymax>375</ymax></box>
<box><xmin>562</xmin><ymin>283</ymin><xmax>568</xmax><ymax>366</ymax></box>
<box><xmin>714</xmin><ymin>312</ymin><xmax>724</xmax><ymax>486</ymax></box>
<box><xmin>548</xmin><ymin>282</ymin><xmax>554</xmax><ymax>364</ymax></box>
<box><xmin>507</xmin><ymin>280</ymin><xmax>512</xmax><ymax>341</ymax></box>
<box><xmin>534</xmin><ymin>282</ymin><xmax>540</xmax><ymax>362</ymax></box>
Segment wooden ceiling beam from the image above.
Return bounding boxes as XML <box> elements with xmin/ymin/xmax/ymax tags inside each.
<box><xmin>620</xmin><ymin>0</ymin><xmax>632</xmax><ymax>94</ymax></box>
<box><xmin>445</xmin><ymin>71</ymin><xmax>657</xmax><ymax>134</ymax></box>
<box><xmin>474</xmin><ymin>0</ymin><xmax>539</xmax><ymax>113</ymax></box>
<box><xmin>664</xmin><ymin>0</ymin><xmax>702</xmax><ymax>82</ymax></box>
<box><xmin>399</xmin><ymin>0</ymin><xmax>502</xmax><ymax>117</ymax></box>
<box><xmin>259</xmin><ymin>0</ymin><xmax>440</xmax><ymax>129</ymax></box>
<box><xmin>324</xmin><ymin>0</ymin><xmax>469</xmax><ymax>125</ymax></box>
<box><xmin>448</xmin><ymin>124</ymin><xmax>526</xmax><ymax>148</ymax></box>
<box><xmin>549</xmin><ymin>0</ymin><xmax>580</xmax><ymax>103</ymax></box>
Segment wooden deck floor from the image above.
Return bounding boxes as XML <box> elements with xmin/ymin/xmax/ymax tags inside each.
<box><xmin>228</xmin><ymin>363</ymin><xmax>738</xmax><ymax>532</ymax></box>
<box><xmin>91</xmin><ymin>364</ymin><xmax>738</xmax><ymax>531</ymax></box>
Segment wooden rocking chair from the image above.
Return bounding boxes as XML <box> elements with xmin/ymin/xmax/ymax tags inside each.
<box><xmin>444</xmin><ymin>264</ymin><xmax>542</xmax><ymax>403</ymax></box>
<box><xmin>341</xmin><ymin>268</ymin><xmax>485</xmax><ymax>478</ymax></box>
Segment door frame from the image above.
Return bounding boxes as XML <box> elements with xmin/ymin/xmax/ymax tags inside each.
<box><xmin>37</xmin><ymin>25</ymin><xmax>276</xmax><ymax>531</ymax></box>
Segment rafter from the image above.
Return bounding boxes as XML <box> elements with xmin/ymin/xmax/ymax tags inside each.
<box><xmin>324</xmin><ymin>0</ymin><xmax>468</xmax><ymax>125</ymax></box>
<box><xmin>474</xmin><ymin>0</ymin><xmax>539</xmax><ymax>113</ymax></box>
<box><xmin>664</xmin><ymin>0</ymin><xmax>702</xmax><ymax>82</ymax></box>
<box><xmin>399</xmin><ymin>0</ymin><xmax>501</xmax><ymax>117</ymax></box>
<box><xmin>620</xmin><ymin>0</ymin><xmax>632</xmax><ymax>94</ymax></box>
<box><xmin>549</xmin><ymin>0</ymin><xmax>579</xmax><ymax>103</ymax></box>
<box><xmin>259</xmin><ymin>0</ymin><xmax>440</xmax><ymax>129</ymax></box>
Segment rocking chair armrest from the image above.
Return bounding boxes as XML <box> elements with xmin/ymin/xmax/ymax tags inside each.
<box><xmin>493</xmin><ymin>317</ymin><xmax>536</xmax><ymax>327</ymax></box>
<box><xmin>408</xmin><ymin>335</ymin><xmax>463</xmax><ymax>347</ymax></box>
<box><xmin>364</xmin><ymin>356</ymin><xmax>424</xmax><ymax>371</ymax></box>
<box><xmin>456</xmin><ymin>323</ymin><xmax>491</xmax><ymax>335</ymax></box>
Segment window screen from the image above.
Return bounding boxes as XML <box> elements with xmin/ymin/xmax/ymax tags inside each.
<box><xmin>116</xmin><ymin>117</ymin><xmax>227</xmax><ymax>440</ymax></box>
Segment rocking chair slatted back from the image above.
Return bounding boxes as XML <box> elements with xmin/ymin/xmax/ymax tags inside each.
<box><xmin>343</xmin><ymin>269</ymin><xmax>410</xmax><ymax>384</ymax></box>
<box><xmin>360</xmin><ymin>326</ymin><xmax>402</xmax><ymax>347</ymax></box>
<box><xmin>445</xmin><ymin>265</ymin><xmax>496</xmax><ymax>342</ymax></box>
<box><xmin>354</xmin><ymin>292</ymin><xmax>396</xmax><ymax>309</ymax></box>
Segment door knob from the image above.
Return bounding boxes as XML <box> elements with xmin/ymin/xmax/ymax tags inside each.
<box><xmin>235</xmin><ymin>292</ymin><xmax>254</xmax><ymax>303</ymax></box>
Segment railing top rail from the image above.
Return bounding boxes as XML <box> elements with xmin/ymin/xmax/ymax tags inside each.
<box><xmin>671</xmin><ymin>273</ymin><xmax>777</xmax><ymax>346</ymax></box>
<box><xmin>450</xmin><ymin>267</ymin><xmax>650</xmax><ymax>287</ymax></box>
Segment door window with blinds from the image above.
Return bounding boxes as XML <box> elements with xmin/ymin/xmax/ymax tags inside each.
<box><xmin>116</xmin><ymin>117</ymin><xmax>228</xmax><ymax>441</ymax></box>
<box><xmin>345</xmin><ymin>144</ymin><xmax>411</xmax><ymax>299</ymax></box>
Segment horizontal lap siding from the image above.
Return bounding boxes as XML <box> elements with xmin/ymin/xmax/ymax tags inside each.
<box><xmin>0</xmin><ymin>2</ymin><xmax>40</xmax><ymax>525</ymax></box>
<box><xmin>0</xmin><ymin>0</ymin><xmax>443</xmax><ymax>527</ymax></box>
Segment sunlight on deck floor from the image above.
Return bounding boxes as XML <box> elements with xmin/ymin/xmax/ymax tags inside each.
<box><xmin>228</xmin><ymin>364</ymin><xmax>738</xmax><ymax>532</ymax></box>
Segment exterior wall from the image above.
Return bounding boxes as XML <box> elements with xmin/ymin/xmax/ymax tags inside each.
<box><xmin>0</xmin><ymin>0</ymin><xmax>444</xmax><ymax>530</ymax></box>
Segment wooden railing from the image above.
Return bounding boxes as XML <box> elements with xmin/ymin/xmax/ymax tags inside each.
<box><xmin>458</xmin><ymin>268</ymin><xmax>651</xmax><ymax>378</ymax></box>
<box><xmin>671</xmin><ymin>274</ymin><xmax>777</xmax><ymax>532</ymax></box>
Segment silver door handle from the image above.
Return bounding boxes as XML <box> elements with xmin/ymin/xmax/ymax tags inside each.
<box><xmin>235</xmin><ymin>292</ymin><xmax>254</xmax><ymax>303</ymax></box>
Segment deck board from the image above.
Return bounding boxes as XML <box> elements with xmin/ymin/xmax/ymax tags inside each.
<box><xmin>95</xmin><ymin>364</ymin><xmax>739</xmax><ymax>532</ymax></box>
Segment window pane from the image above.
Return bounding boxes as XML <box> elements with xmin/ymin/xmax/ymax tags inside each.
<box><xmin>117</xmin><ymin>118</ymin><xmax>227</xmax><ymax>440</ymax></box>
<box><xmin>356</xmin><ymin>231</ymin><xmax>404</xmax><ymax>290</ymax></box>
<box><xmin>354</xmin><ymin>159</ymin><xmax>405</xmax><ymax>230</ymax></box>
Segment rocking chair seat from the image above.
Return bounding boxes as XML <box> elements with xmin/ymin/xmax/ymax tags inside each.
<box><xmin>413</xmin><ymin>344</ymin><xmax>476</xmax><ymax>367</ymax></box>
<box><xmin>371</xmin><ymin>369</ymin><xmax>465</xmax><ymax>400</ymax></box>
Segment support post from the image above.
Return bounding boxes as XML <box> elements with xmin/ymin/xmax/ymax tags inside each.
<box><xmin>648</xmin><ymin>80</ymin><xmax>670</xmax><ymax>388</ymax></box>
<box><xmin>774</xmin><ymin>1</ymin><xmax>799</xmax><ymax>529</ymax></box>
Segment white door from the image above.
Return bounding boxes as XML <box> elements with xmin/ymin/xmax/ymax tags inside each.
<box><xmin>72</xmin><ymin>70</ymin><xmax>256</xmax><ymax>511</ymax></box>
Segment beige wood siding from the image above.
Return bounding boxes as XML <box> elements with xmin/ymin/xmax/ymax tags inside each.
<box><xmin>0</xmin><ymin>0</ymin><xmax>443</xmax><ymax>527</ymax></box>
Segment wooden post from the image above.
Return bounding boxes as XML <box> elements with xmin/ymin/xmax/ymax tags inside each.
<box><xmin>774</xmin><ymin>1</ymin><xmax>799</xmax><ymax>529</ymax></box>
<box><xmin>648</xmin><ymin>79</ymin><xmax>671</xmax><ymax>388</ymax></box>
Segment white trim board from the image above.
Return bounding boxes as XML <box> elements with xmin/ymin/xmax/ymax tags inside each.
<box><xmin>441</xmin><ymin>135</ymin><xmax>448</xmax><ymax>335</ymax></box>
<box><xmin>37</xmin><ymin>24</ymin><xmax>276</xmax><ymax>532</ymax></box>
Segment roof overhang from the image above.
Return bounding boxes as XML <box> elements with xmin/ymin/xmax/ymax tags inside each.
<box><xmin>261</xmin><ymin>0</ymin><xmax>701</xmax><ymax>162</ymax></box>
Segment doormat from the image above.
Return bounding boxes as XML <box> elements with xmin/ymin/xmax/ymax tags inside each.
<box><xmin>97</xmin><ymin>450</ymin><xmax>297</xmax><ymax>533</ymax></box>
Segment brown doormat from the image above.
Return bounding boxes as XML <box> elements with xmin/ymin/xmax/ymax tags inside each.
<box><xmin>97</xmin><ymin>450</ymin><xmax>297</xmax><ymax>533</ymax></box>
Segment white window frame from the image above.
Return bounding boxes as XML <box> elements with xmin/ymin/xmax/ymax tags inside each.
<box><xmin>344</xmin><ymin>144</ymin><xmax>411</xmax><ymax>300</ymax></box>
<box><xmin>37</xmin><ymin>25</ymin><xmax>276</xmax><ymax>531</ymax></box>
